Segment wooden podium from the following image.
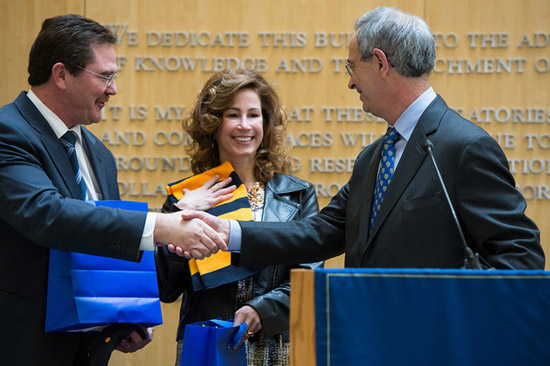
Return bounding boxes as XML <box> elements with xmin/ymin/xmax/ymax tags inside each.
<box><xmin>290</xmin><ymin>268</ymin><xmax>550</xmax><ymax>366</ymax></box>
<box><xmin>290</xmin><ymin>269</ymin><xmax>316</xmax><ymax>366</ymax></box>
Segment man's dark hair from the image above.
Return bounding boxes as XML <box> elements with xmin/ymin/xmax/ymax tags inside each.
<box><xmin>28</xmin><ymin>14</ymin><xmax>117</xmax><ymax>86</ymax></box>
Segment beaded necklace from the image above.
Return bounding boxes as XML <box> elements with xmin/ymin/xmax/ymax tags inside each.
<box><xmin>247</xmin><ymin>181</ymin><xmax>265</xmax><ymax>211</ymax></box>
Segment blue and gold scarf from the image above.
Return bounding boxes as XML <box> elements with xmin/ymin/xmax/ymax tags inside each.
<box><xmin>165</xmin><ymin>161</ymin><xmax>263</xmax><ymax>291</ymax></box>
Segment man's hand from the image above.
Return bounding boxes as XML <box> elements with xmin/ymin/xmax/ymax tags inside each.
<box><xmin>85</xmin><ymin>324</ymin><xmax>153</xmax><ymax>364</ymax></box>
<box><xmin>153</xmin><ymin>211</ymin><xmax>227</xmax><ymax>259</ymax></box>
<box><xmin>115</xmin><ymin>326</ymin><xmax>154</xmax><ymax>353</ymax></box>
<box><xmin>165</xmin><ymin>210</ymin><xmax>231</xmax><ymax>258</ymax></box>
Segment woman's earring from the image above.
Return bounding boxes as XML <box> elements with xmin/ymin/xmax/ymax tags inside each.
<box><xmin>210</xmin><ymin>135</ymin><xmax>216</xmax><ymax>150</ymax></box>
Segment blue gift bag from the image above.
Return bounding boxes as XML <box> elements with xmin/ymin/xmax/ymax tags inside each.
<box><xmin>45</xmin><ymin>200</ymin><xmax>163</xmax><ymax>332</ymax></box>
<box><xmin>181</xmin><ymin>319</ymin><xmax>247</xmax><ymax>366</ymax></box>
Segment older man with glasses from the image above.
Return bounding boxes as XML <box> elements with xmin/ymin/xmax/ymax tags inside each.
<box><xmin>183</xmin><ymin>6</ymin><xmax>544</xmax><ymax>272</ymax></box>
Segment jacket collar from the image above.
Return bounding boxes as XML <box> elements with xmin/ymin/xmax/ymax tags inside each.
<box><xmin>262</xmin><ymin>173</ymin><xmax>307</xmax><ymax>222</ymax></box>
<box><xmin>13</xmin><ymin>92</ymin><xmax>108</xmax><ymax>200</ymax></box>
<box><xmin>14</xmin><ymin>92</ymin><xmax>84</xmax><ymax>199</ymax></box>
<box><xmin>266</xmin><ymin>173</ymin><xmax>310</xmax><ymax>195</ymax></box>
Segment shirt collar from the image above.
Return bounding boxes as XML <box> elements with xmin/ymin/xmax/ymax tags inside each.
<box><xmin>27</xmin><ymin>89</ymin><xmax>82</xmax><ymax>140</ymax></box>
<box><xmin>392</xmin><ymin>87</ymin><xmax>436</xmax><ymax>142</ymax></box>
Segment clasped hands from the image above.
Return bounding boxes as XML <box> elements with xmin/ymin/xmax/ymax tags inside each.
<box><xmin>154</xmin><ymin>209</ymin><xmax>231</xmax><ymax>259</ymax></box>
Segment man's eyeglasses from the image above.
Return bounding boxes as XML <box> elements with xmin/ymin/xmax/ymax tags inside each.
<box><xmin>75</xmin><ymin>65</ymin><xmax>118</xmax><ymax>87</ymax></box>
<box><xmin>345</xmin><ymin>60</ymin><xmax>354</xmax><ymax>77</ymax></box>
<box><xmin>345</xmin><ymin>53</ymin><xmax>393</xmax><ymax>77</ymax></box>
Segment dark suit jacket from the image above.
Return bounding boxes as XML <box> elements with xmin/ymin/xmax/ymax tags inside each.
<box><xmin>0</xmin><ymin>92</ymin><xmax>147</xmax><ymax>365</ymax></box>
<box><xmin>237</xmin><ymin>95</ymin><xmax>544</xmax><ymax>269</ymax></box>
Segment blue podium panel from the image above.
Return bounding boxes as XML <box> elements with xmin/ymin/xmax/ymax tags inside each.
<box><xmin>314</xmin><ymin>268</ymin><xmax>550</xmax><ymax>366</ymax></box>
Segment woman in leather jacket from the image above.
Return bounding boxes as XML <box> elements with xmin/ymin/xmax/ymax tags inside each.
<box><xmin>155</xmin><ymin>68</ymin><xmax>320</xmax><ymax>366</ymax></box>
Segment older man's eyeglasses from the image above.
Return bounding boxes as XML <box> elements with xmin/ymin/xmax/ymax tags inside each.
<box><xmin>345</xmin><ymin>60</ymin><xmax>354</xmax><ymax>77</ymax></box>
<box><xmin>75</xmin><ymin>65</ymin><xmax>118</xmax><ymax>87</ymax></box>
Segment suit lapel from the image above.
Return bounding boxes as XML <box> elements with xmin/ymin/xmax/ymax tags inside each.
<box><xmin>362</xmin><ymin>96</ymin><xmax>448</xmax><ymax>258</ymax></box>
<box><xmin>14</xmin><ymin>93</ymin><xmax>82</xmax><ymax>199</ymax></box>
<box><xmin>81</xmin><ymin>127</ymin><xmax>111</xmax><ymax>200</ymax></box>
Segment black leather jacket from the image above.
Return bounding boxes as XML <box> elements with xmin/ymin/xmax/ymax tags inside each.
<box><xmin>155</xmin><ymin>173</ymin><xmax>320</xmax><ymax>342</ymax></box>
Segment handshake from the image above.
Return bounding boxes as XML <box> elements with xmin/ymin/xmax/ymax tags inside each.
<box><xmin>153</xmin><ymin>210</ymin><xmax>230</xmax><ymax>259</ymax></box>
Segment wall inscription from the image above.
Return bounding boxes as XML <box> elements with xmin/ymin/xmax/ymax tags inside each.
<box><xmin>94</xmin><ymin>25</ymin><xmax>549</xmax><ymax>210</ymax></box>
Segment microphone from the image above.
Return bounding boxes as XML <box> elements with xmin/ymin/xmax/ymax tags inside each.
<box><xmin>422</xmin><ymin>139</ymin><xmax>483</xmax><ymax>269</ymax></box>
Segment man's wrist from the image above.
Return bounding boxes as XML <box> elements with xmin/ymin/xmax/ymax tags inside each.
<box><xmin>227</xmin><ymin>219</ymin><xmax>242</xmax><ymax>252</ymax></box>
<box><xmin>139</xmin><ymin>212</ymin><xmax>157</xmax><ymax>251</ymax></box>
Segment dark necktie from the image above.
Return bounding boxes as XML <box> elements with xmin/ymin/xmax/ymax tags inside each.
<box><xmin>60</xmin><ymin>131</ymin><xmax>87</xmax><ymax>200</ymax></box>
<box><xmin>369</xmin><ymin>127</ymin><xmax>400</xmax><ymax>231</ymax></box>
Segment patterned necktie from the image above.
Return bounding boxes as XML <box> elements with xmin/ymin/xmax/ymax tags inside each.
<box><xmin>60</xmin><ymin>131</ymin><xmax>87</xmax><ymax>200</ymax></box>
<box><xmin>369</xmin><ymin>127</ymin><xmax>400</xmax><ymax>232</ymax></box>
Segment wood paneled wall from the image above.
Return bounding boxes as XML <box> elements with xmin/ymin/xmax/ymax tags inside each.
<box><xmin>1</xmin><ymin>1</ymin><xmax>548</xmax><ymax>364</ymax></box>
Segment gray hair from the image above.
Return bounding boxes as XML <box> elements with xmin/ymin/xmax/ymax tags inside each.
<box><xmin>354</xmin><ymin>7</ymin><xmax>436</xmax><ymax>77</ymax></box>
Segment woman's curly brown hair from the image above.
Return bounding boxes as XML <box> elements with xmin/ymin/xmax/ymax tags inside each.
<box><xmin>183</xmin><ymin>68</ymin><xmax>291</xmax><ymax>183</ymax></box>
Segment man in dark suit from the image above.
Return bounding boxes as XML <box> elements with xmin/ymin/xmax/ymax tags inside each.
<box><xmin>181</xmin><ymin>7</ymin><xmax>544</xmax><ymax>270</ymax></box>
<box><xmin>0</xmin><ymin>15</ymin><xmax>225</xmax><ymax>365</ymax></box>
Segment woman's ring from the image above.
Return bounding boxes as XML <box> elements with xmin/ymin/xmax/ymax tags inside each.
<box><xmin>247</xmin><ymin>331</ymin><xmax>254</xmax><ymax>336</ymax></box>
<box><xmin>210</xmin><ymin>185</ymin><xmax>217</xmax><ymax>192</ymax></box>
